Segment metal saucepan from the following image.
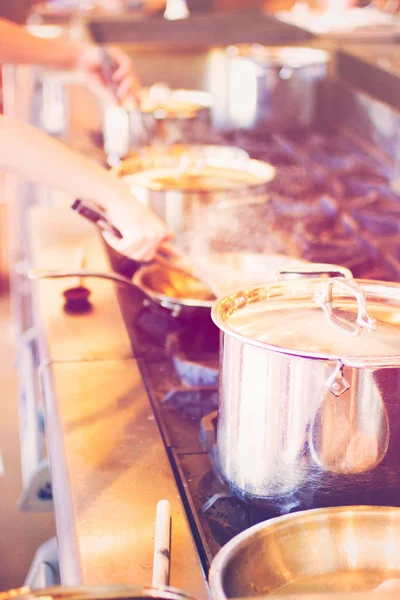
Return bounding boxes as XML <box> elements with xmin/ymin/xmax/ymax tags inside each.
<box><xmin>103</xmin><ymin>86</ymin><xmax>213</xmax><ymax>162</ymax></box>
<box><xmin>211</xmin><ymin>264</ymin><xmax>400</xmax><ymax>504</ymax></box>
<box><xmin>28</xmin><ymin>252</ymin><xmax>310</xmax><ymax>320</ymax></box>
<box><xmin>29</xmin><ymin>264</ymin><xmax>215</xmax><ymax>319</ymax></box>
<box><xmin>111</xmin><ymin>145</ymin><xmax>275</xmax><ymax>236</ymax></box>
<box><xmin>209</xmin><ymin>506</ymin><xmax>400</xmax><ymax>598</ymax></box>
<box><xmin>0</xmin><ymin>586</ymin><xmax>195</xmax><ymax>600</ymax></box>
<box><xmin>214</xmin><ymin>45</ymin><xmax>328</xmax><ymax>132</ymax></box>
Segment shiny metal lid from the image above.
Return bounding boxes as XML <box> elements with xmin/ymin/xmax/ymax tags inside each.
<box><xmin>212</xmin><ymin>269</ymin><xmax>400</xmax><ymax>367</ymax></box>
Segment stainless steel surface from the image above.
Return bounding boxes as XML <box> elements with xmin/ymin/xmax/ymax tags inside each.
<box><xmin>28</xmin><ymin>206</ymin><xmax>209</xmax><ymax>594</ymax></box>
<box><xmin>113</xmin><ymin>145</ymin><xmax>275</xmax><ymax>235</ymax></box>
<box><xmin>211</xmin><ymin>272</ymin><xmax>400</xmax><ymax>501</ymax></box>
<box><xmin>219</xmin><ymin>45</ymin><xmax>328</xmax><ymax>131</ymax></box>
<box><xmin>104</xmin><ymin>88</ymin><xmax>212</xmax><ymax>160</ymax></box>
<box><xmin>39</xmin><ymin>357</ymin><xmax>208</xmax><ymax>595</ymax></box>
<box><xmin>209</xmin><ymin>506</ymin><xmax>400</xmax><ymax>597</ymax></box>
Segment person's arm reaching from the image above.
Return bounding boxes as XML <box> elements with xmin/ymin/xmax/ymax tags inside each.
<box><xmin>0</xmin><ymin>18</ymin><xmax>139</xmax><ymax>103</ymax></box>
<box><xmin>0</xmin><ymin>114</ymin><xmax>168</xmax><ymax>261</ymax></box>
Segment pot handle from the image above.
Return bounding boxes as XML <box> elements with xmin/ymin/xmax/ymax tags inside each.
<box><xmin>27</xmin><ymin>268</ymin><xmax>136</xmax><ymax>289</ymax></box>
<box><xmin>276</xmin><ymin>263</ymin><xmax>353</xmax><ymax>280</ymax></box>
<box><xmin>316</xmin><ymin>277</ymin><xmax>377</xmax><ymax>336</ymax></box>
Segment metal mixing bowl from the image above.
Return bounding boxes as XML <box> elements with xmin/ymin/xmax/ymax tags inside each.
<box><xmin>209</xmin><ymin>506</ymin><xmax>400</xmax><ymax>598</ymax></box>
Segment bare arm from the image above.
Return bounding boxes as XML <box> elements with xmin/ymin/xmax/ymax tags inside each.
<box><xmin>0</xmin><ymin>115</ymin><xmax>167</xmax><ymax>261</ymax></box>
<box><xmin>0</xmin><ymin>18</ymin><xmax>81</xmax><ymax>68</ymax></box>
<box><xmin>0</xmin><ymin>18</ymin><xmax>140</xmax><ymax>102</ymax></box>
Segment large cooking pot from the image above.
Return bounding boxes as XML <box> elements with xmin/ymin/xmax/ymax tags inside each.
<box><xmin>208</xmin><ymin>506</ymin><xmax>400</xmax><ymax>598</ymax></box>
<box><xmin>112</xmin><ymin>145</ymin><xmax>275</xmax><ymax>236</ymax></box>
<box><xmin>104</xmin><ymin>87</ymin><xmax>213</xmax><ymax>161</ymax></box>
<box><xmin>211</xmin><ymin>264</ymin><xmax>400</xmax><ymax>504</ymax></box>
<box><xmin>216</xmin><ymin>45</ymin><xmax>328</xmax><ymax>132</ymax></box>
<box><xmin>0</xmin><ymin>586</ymin><xmax>195</xmax><ymax>600</ymax></box>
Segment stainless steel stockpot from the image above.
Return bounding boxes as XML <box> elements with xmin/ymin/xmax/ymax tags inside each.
<box><xmin>218</xmin><ymin>45</ymin><xmax>328</xmax><ymax>131</ymax></box>
<box><xmin>112</xmin><ymin>145</ymin><xmax>275</xmax><ymax>235</ymax></box>
<box><xmin>208</xmin><ymin>506</ymin><xmax>400</xmax><ymax>598</ymax></box>
<box><xmin>211</xmin><ymin>265</ymin><xmax>400</xmax><ymax>503</ymax></box>
<box><xmin>104</xmin><ymin>88</ymin><xmax>213</xmax><ymax>161</ymax></box>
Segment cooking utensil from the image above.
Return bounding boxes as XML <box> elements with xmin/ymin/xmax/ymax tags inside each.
<box><xmin>211</xmin><ymin>264</ymin><xmax>400</xmax><ymax>503</ymax></box>
<box><xmin>28</xmin><ymin>265</ymin><xmax>215</xmax><ymax>320</ymax></box>
<box><xmin>152</xmin><ymin>500</ymin><xmax>171</xmax><ymax>587</ymax></box>
<box><xmin>100</xmin><ymin>45</ymin><xmax>119</xmax><ymax>101</ymax></box>
<box><xmin>216</xmin><ymin>45</ymin><xmax>328</xmax><ymax>132</ymax></box>
<box><xmin>112</xmin><ymin>145</ymin><xmax>275</xmax><ymax>236</ymax></box>
<box><xmin>208</xmin><ymin>506</ymin><xmax>400</xmax><ymax>598</ymax></box>
<box><xmin>62</xmin><ymin>247</ymin><xmax>91</xmax><ymax>309</ymax></box>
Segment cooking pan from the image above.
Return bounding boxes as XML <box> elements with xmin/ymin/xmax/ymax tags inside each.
<box><xmin>209</xmin><ymin>506</ymin><xmax>400</xmax><ymax>598</ymax></box>
<box><xmin>28</xmin><ymin>262</ymin><xmax>215</xmax><ymax>319</ymax></box>
<box><xmin>28</xmin><ymin>249</ymin><xmax>312</xmax><ymax>320</ymax></box>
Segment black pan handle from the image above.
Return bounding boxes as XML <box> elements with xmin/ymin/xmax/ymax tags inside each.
<box><xmin>72</xmin><ymin>199</ymin><xmax>123</xmax><ymax>240</ymax></box>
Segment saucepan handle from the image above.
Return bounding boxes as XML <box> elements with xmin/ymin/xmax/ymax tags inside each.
<box><xmin>316</xmin><ymin>277</ymin><xmax>377</xmax><ymax>336</ymax></box>
<box><xmin>27</xmin><ymin>269</ymin><xmax>136</xmax><ymax>289</ymax></box>
<box><xmin>276</xmin><ymin>262</ymin><xmax>353</xmax><ymax>281</ymax></box>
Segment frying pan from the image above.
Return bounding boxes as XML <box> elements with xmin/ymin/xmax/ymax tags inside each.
<box><xmin>28</xmin><ymin>262</ymin><xmax>215</xmax><ymax>320</ymax></box>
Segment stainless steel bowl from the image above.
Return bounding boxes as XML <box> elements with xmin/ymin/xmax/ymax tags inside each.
<box><xmin>0</xmin><ymin>586</ymin><xmax>196</xmax><ymax>600</ymax></box>
<box><xmin>209</xmin><ymin>506</ymin><xmax>400</xmax><ymax>598</ymax></box>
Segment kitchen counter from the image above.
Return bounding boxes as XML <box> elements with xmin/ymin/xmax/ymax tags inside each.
<box><xmin>2</xmin><ymin>62</ymin><xmax>209</xmax><ymax>596</ymax></box>
<box><xmin>28</xmin><ymin>206</ymin><xmax>209</xmax><ymax>596</ymax></box>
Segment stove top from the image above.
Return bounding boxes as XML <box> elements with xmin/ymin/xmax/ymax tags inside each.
<box><xmin>112</xmin><ymin>126</ymin><xmax>400</xmax><ymax>574</ymax></box>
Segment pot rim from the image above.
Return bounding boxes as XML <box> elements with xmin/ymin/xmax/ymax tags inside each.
<box><xmin>208</xmin><ymin>505</ymin><xmax>400</xmax><ymax>600</ymax></box>
<box><xmin>225</xmin><ymin>44</ymin><xmax>329</xmax><ymax>68</ymax></box>
<box><xmin>3</xmin><ymin>585</ymin><xmax>195</xmax><ymax>600</ymax></box>
<box><xmin>211</xmin><ymin>277</ymin><xmax>400</xmax><ymax>367</ymax></box>
<box><xmin>111</xmin><ymin>145</ymin><xmax>250</xmax><ymax>179</ymax></box>
<box><xmin>132</xmin><ymin>265</ymin><xmax>215</xmax><ymax>310</ymax></box>
<box><xmin>115</xmin><ymin>161</ymin><xmax>275</xmax><ymax>195</ymax></box>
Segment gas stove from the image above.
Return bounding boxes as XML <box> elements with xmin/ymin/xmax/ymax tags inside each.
<box><xmin>110</xmin><ymin>79</ymin><xmax>400</xmax><ymax>575</ymax></box>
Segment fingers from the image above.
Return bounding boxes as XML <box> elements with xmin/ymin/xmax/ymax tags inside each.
<box><xmin>106</xmin><ymin>46</ymin><xmax>141</xmax><ymax>103</ymax></box>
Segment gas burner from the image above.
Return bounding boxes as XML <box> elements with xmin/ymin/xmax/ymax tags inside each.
<box><xmin>162</xmin><ymin>387</ymin><xmax>218</xmax><ymax>420</ymax></box>
<box><xmin>165</xmin><ymin>325</ymin><xmax>219</xmax><ymax>387</ymax></box>
<box><xmin>159</xmin><ymin>326</ymin><xmax>220</xmax><ymax>419</ymax></box>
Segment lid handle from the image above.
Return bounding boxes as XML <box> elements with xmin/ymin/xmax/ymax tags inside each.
<box><xmin>276</xmin><ymin>263</ymin><xmax>353</xmax><ymax>281</ymax></box>
<box><xmin>316</xmin><ymin>277</ymin><xmax>377</xmax><ymax>336</ymax></box>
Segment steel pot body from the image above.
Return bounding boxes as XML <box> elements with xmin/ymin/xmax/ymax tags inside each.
<box><xmin>104</xmin><ymin>89</ymin><xmax>213</xmax><ymax>161</ymax></box>
<box><xmin>112</xmin><ymin>145</ymin><xmax>275</xmax><ymax>236</ymax></box>
<box><xmin>208</xmin><ymin>506</ymin><xmax>400</xmax><ymax>598</ymax></box>
<box><xmin>211</xmin><ymin>268</ymin><xmax>400</xmax><ymax>504</ymax></box>
<box><xmin>219</xmin><ymin>45</ymin><xmax>328</xmax><ymax>132</ymax></box>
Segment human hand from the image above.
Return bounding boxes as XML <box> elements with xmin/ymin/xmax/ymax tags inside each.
<box><xmin>76</xmin><ymin>44</ymin><xmax>141</xmax><ymax>105</ymax></box>
<box><xmin>103</xmin><ymin>193</ymin><xmax>170</xmax><ymax>262</ymax></box>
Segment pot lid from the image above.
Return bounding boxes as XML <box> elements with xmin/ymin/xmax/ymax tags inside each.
<box><xmin>212</xmin><ymin>274</ymin><xmax>400</xmax><ymax>366</ymax></box>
